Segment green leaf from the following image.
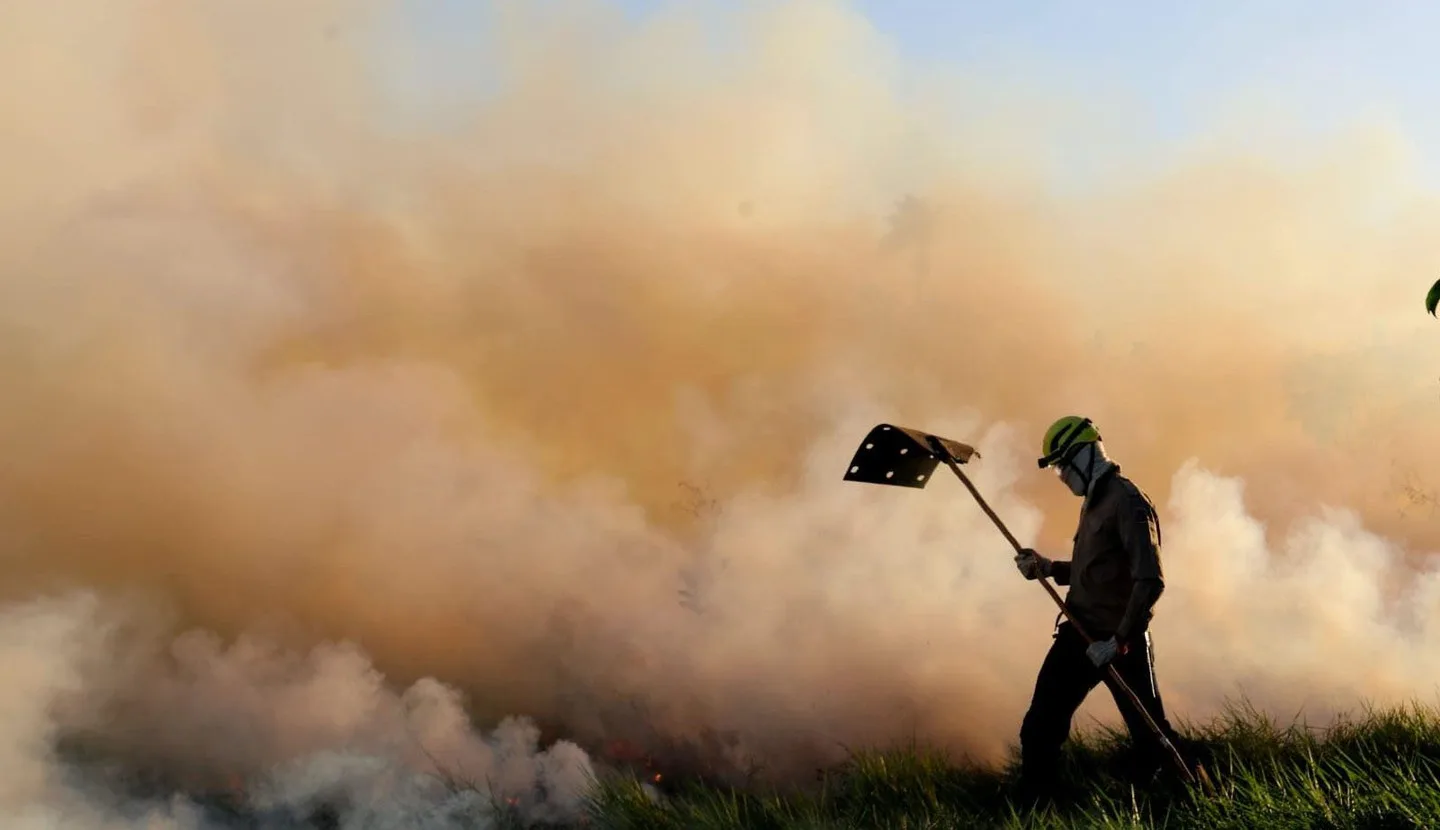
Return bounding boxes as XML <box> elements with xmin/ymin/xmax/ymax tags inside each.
<box><xmin>1428</xmin><ymin>278</ymin><xmax>1440</xmax><ymax>316</ymax></box>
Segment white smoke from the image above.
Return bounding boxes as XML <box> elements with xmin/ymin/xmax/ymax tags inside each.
<box><xmin>1149</xmin><ymin>459</ymin><xmax>1440</xmax><ymax>725</ymax></box>
<box><xmin>0</xmin><ymin>592</ymin><xmax>596</xmax><ymax>829</ymax></box>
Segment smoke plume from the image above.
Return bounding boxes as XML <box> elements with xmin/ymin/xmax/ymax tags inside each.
<box><xmin>3</xmin><ymin>0</ymin><xmax>1440</xmax><ymax>824</ymax></box>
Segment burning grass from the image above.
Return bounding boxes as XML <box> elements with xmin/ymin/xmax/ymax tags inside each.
<box><xmin>581</xmin><ymin>696</ymin><xmax>1440</xmax><ymax>829</ymax></box>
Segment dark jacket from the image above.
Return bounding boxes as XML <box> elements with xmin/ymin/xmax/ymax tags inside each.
<box><xmin>1048</xmin><ymin>464</ymin><xmax>1165</xmax><ymax>642</ymax></box>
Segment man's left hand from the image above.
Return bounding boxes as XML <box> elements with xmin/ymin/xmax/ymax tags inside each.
<box><xmin>1086</xmin><ymin>636</ymin><xmax>1127</xmax><ymax>668</ymax></box>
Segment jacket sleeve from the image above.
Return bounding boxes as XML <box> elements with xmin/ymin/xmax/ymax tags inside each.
<box><xmin>1048</xmin><ymin>560</ymin><xmax>1071</xmax><ymax>585</ymax></box>
<box><xmin>1115</xmin><ymin>489</ymin><xmax>1164</xmax><ymax>641</ymax></box>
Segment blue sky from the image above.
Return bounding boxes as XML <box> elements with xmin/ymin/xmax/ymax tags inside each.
<box><xmin>396</xmin><ymin>0</ymin><xmax>1440</xmax><ymax>184</ymax></box>
<box><xmin>650</xmin><ymin>0</ymin><xmax>1435</xmax><ymax>141</ymax></box>
<box><xmin>847</xmin><ymin>1</ymin><xmax>1421</xmax><ymax>135</ymax></box>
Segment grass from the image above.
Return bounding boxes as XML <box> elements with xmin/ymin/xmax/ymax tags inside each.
<box><xmin>580</xmin><ymin>698</ymin><xmax>1440</xmax><ymax>830</ymax></box>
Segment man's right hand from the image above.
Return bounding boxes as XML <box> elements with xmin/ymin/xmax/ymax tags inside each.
<box><xmin>1014</xmin><ymin>548</ymin><xmax>1051</xmax><ymax>580</ymax></box>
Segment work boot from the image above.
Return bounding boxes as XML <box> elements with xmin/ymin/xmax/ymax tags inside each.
<box><xmin>1010</xmin><ymin>778</ymin><xmax>1056</xmax><ymax>812</ymax></box>
<box><xmin>1010</xmin><ymin>766</ymin><xmax>1070</xmax><ymax>812</ymax></box>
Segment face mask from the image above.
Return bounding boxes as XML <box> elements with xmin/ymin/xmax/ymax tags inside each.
<box><xmin>1055</xmin><ymin>443</ymin><xmax>1096</xmax><ymax>497</ymax></box>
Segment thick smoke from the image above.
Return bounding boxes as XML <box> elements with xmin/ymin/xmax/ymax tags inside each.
<box><xmin>0</xmin><ymin>592</ymin><xmax>595</xmax><ymax>828</ymax></box>
<box><xmin>3</xmin><ymin>0</ymin><xmax>1440</xmax><ymax>823</ymax></box>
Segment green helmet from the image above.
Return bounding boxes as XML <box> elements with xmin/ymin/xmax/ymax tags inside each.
<box><xmin>1037</xmin><ymin>415</ymin><xmax>1100</xmax><ymax>469</ymax></box>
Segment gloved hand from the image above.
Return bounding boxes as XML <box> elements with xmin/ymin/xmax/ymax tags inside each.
<box><xmin>1086</xmin><ymin>636</ymin><xmax>1125</xmax><ymax>668</ymax></box>
<box><xmin>1014</xmin><ymin>548</ymin><xmax>1051</xmax><ymax>580</ymax></box>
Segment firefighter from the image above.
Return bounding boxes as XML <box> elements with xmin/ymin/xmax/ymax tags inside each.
<box><xmin>1011</xmin><ymin>415</ymin><xmax>1186</xmax><ymax>801</ymax></box>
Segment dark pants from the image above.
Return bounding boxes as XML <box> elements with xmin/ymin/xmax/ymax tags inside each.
<box><xmin>1017</xmin><ymin>621</ymin><xmax>1183</xmax><ymax>793</ymax></box>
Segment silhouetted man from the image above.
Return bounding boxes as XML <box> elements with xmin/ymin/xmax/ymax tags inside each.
<box><xmin>1011</xmin><ymin>415</ymin><xmax>1187</xmax><ymax>801</ymax></box>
